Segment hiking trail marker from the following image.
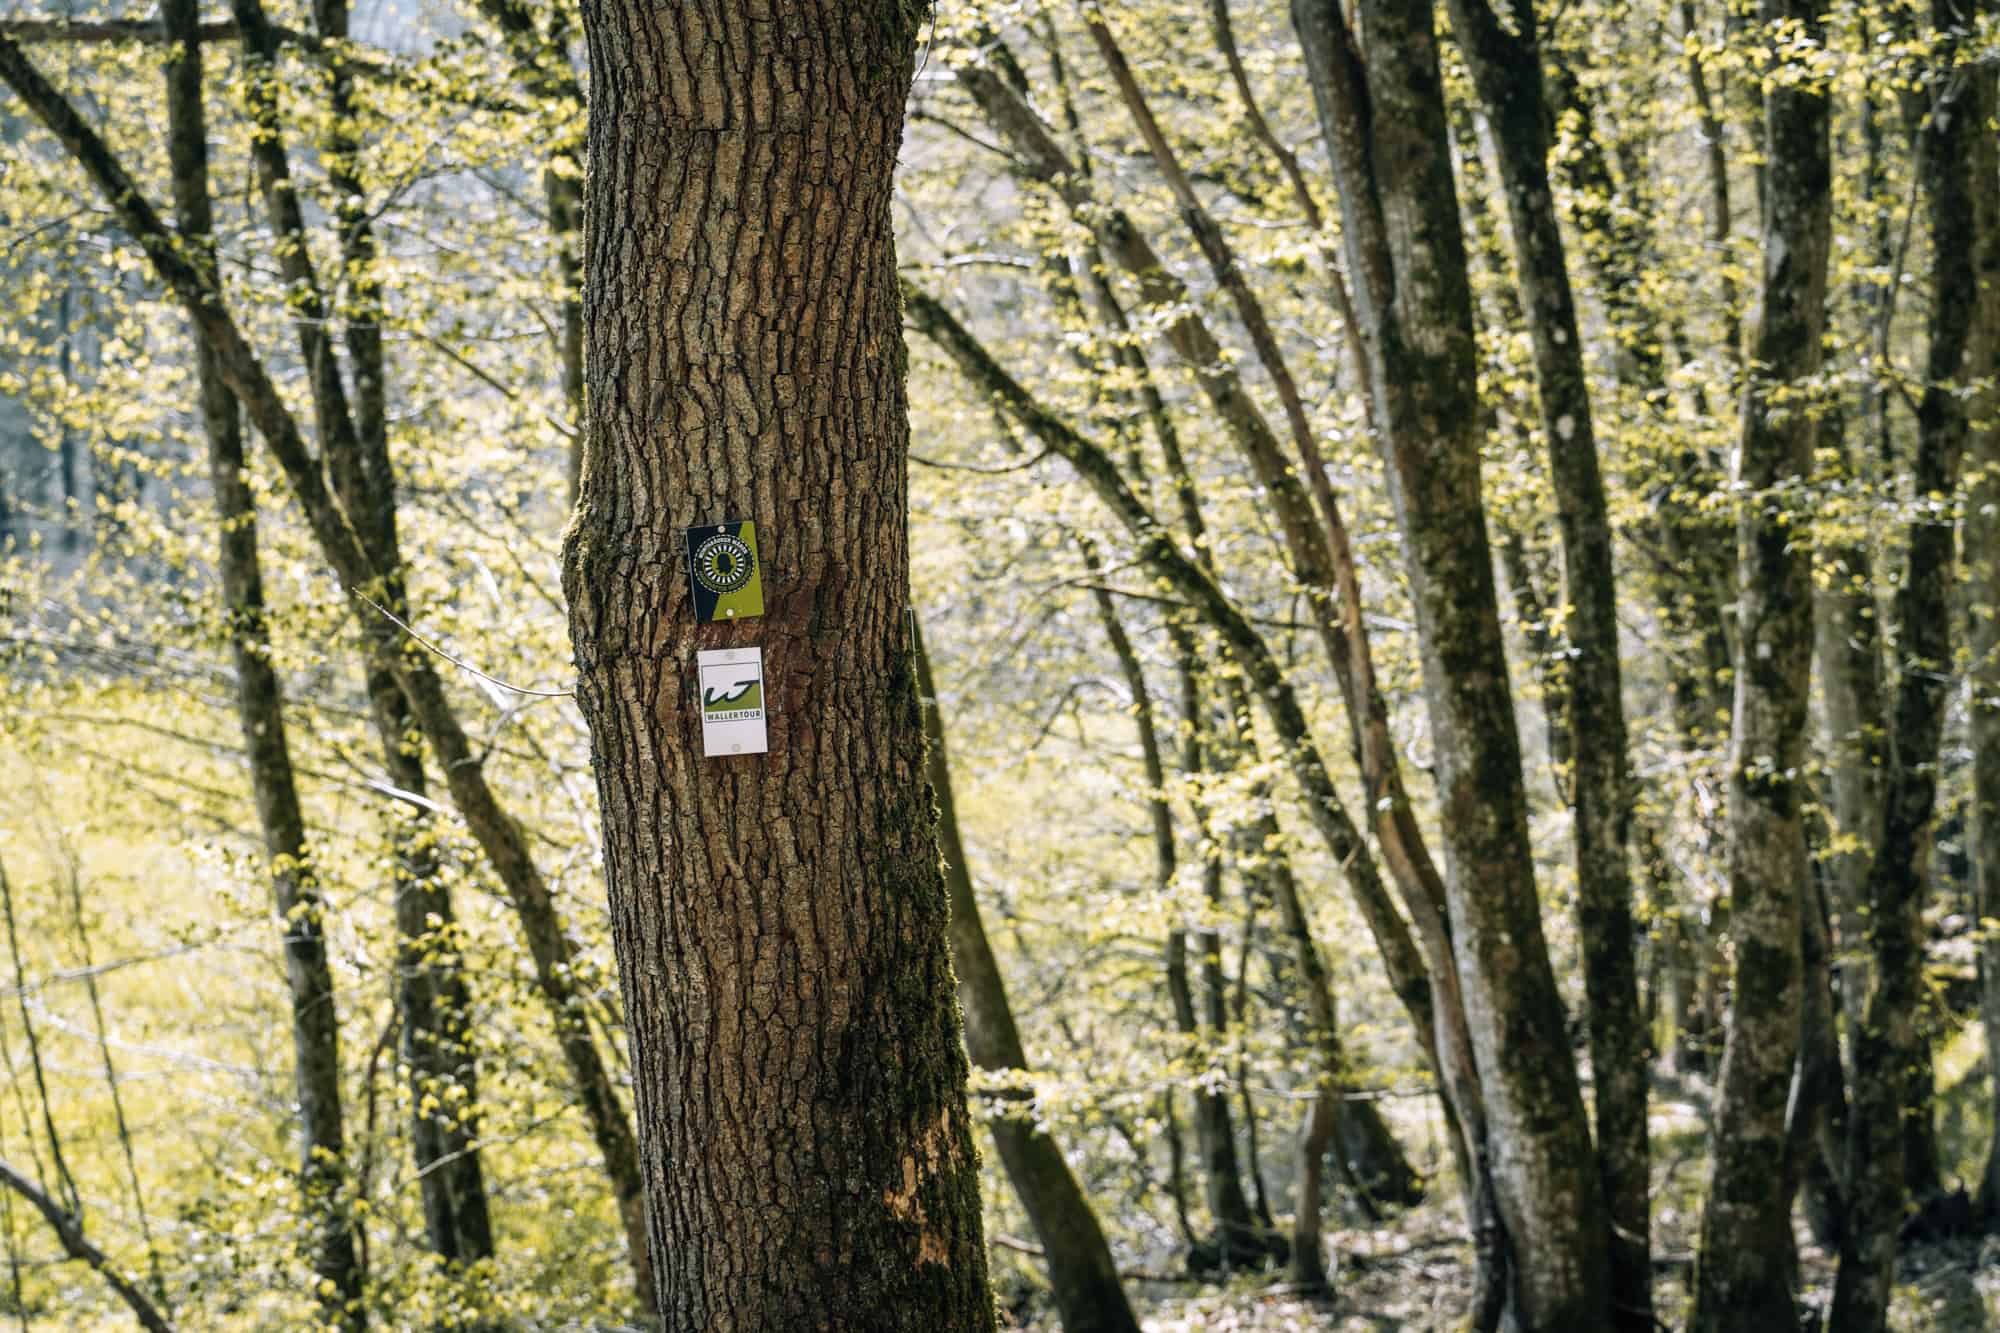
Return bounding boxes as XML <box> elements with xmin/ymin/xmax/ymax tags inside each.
<box><xmin>697</xmin><ymin>647</ymin><xmax>768</xmax><ymax>756</ymax></box>
<box><xmin>685</xmin><ymin>520</ymin><xmax>765</xmax><ymax>622</ymax></box>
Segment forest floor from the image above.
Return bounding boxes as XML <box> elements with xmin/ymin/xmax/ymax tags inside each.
<box><xmin>1062</xmin><ymin>1230</ymin><xmax>2000</xmax><ymax>1331</ymax></box>
<box><xmin>1011</xmin><ymin>1057</ymin><xmax>2000</xmax><ymax>1332</ymax></box>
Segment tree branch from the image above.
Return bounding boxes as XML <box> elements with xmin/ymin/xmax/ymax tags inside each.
<box><xmin>0</xmin><ymin>16</ymin><xmax>524</xmax><ymax>114</ymax></box>
<box><xmin>0</xmin><ymin>1158</ymin><xmax>174</xmax><ymax>1333</ymax></box>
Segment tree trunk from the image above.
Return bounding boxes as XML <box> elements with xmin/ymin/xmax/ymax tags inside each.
<box><xmin>310</xmin><ymin>0</ymin><xmax>496</xmax><ymax>1269</ymax></box>
<box><xmin>564</xmin><ymin>6</ymin><xmax>993</xmax><ymax>1328</ymax></box>
<box><xmin>470</xmin><ymin>0</ymin><xmax>587</xmax><ymax>505</ymax></box>
<box><xmin>1815</xmin><ymin>474</ymin><xmax>1887</xmax><ymax>1041</ymax></box>
<box><xmin>1831</xmin><ymin>23</ymin><xmax>1990</xmax><ymax>1327</ymax></box>
<box><xmin>160</xmin><ymin>5</ymin><xmax>361</xmax><ymax>1320</ymax></box>
<box><xmin>1445</xmin><ymin>11</ymin><xmax>1650</xmax><ymax>1321</ymax></box>
<box><xmin>1789</xmin><ymin>873</ymin><xmax>1849</xmax><ymax>1250</ymax></box>
<box><xmin>1687</xmin><ymin>2</ymin><xmax>1831</xmax><ymax>1325</ymax></box>
<box><xmin>915</xmin><ymin>620</ymin><xmax>1140</xmax><ymax>1333</ymax></box>
<box><xmin>1973</xmin><ymin>66</ymin><xmax>2000</xmax><ymax>1227</ymax></box>
<box><xmin>1292</xmin><ymin>0</ymin><xmax>1612</xmax><ymax>1325</ymax></box>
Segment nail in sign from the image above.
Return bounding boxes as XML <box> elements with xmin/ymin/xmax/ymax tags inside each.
<box><xmin>697</xmin><ymin>647</ymin><xmax>768</xmax><ymax>756</ymax></box>
<box><xmin>685</xmin><ymin>520</ymin><xmax>764</xmax><ymax>622</ymax></box>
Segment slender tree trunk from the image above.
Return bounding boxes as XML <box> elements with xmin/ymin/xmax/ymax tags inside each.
<box><xmin>915</xmin><ymin>620</ymin><xmax>1140</xmax><ymax>1333</ymax></box>
<box><xmin>1446</xmin><ymin>12</ymin><xmax>1650</xmax><ymax>1320</ymax></box>
<box><xmin>1080</xmin><ymin>538</ymin><xmax>1257</xmax><ymax>1267</ymax></box>
<box><xmin>1292</xmin><ymin>0</ymin><xmax>1612</xmax><ymax>1324</ymax></box>
<box><xmin>1175</xmin><ymin>665</ymin><xmax>1269</xmax><ymax>1269</ymax></box>
<box><xmin>1106</xmin><ymin>587</ymin><xmax>1265</xmax><ymax>1269</ymax></box>
<box><xmin>1678</xmin><ymin>0</ymin><xmax>1744</xmax><ymax>369</ymax></box>
<box><xmin>1831</xmin><ymin>23</ymin><xmax>1990</xmax><ymax>1327</ymax></box>
<box><xmin>55</xmin><ymin>287</ymin><xmax>80</xmax><ymax>549</ymax></box>
<box><xmin>564</xmin><ymin>6</ymin><xmax>993</xmax><ymax>1327</ymax></box>
<box><xmin>1549</xmin><ymin>0</ymin><xmax>1746</xmax><ymax>1136</ymax></box>
<box><xmin>310</xmin><ymin>0</ymin><xmax>495</xmax><ymax>1269</ymax></box>
<box><xmin>1688</xmin><ymin>0</ymin><xmax>1831</xmax><ymax>1321</ymax></box>
<box><xmin>1789</xmin><ymin>871</ymin><xmax>1849</xmax><ymax>1250</ymax></box>
<box><xmin>905</xmin><ymin>276</ymin><xmax>1499</xmax><ymax>1299</ymax></box>
<box><xmin>1820</xmin><ymin>77</ymin><xmax>1898</xmax><ymax>1055</ymax></box>
<box><xmin>1815</xmin><ymin>456</ymin><xmax>1887</xmax><ymax>1044</ymax></box>
<box><xmin>470</xmin><ymin>0</ymin><xmax>586</xmax><ymax>505</ymax></box>
<box><xmin>1973</xmin><ymin>73</ymin><xmax>2000</xmax><ymax>1227</ymax></box>
<box><xmin>160</xmin><ymin>7</ymin><xmax>360</xmax><ymax>1321</ymax></box>
<box><xmin>1902</xmin><ymin>1043</ymin><xmax>1943</xmax><ymax>1202</ymax></box>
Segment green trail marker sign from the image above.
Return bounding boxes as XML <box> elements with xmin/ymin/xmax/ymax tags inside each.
<box><xmin>685</xmin><ymin>520</ymin><xmax>765</xmax><ymax>622</ymax></box>
<box><xmin>697</xmin><ymin>647</ymin><xmax>768</xmax><ymax>756</ymax></box>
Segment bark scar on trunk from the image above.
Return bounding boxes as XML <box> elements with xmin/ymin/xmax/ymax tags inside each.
<box><xmin>882</xmin><ymin>1106</ymin><xmax>959</xmax><ymax>1265</ymax></box>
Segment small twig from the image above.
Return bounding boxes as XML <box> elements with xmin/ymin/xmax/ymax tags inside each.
<box><xmin>355</xmin><ymin>595</ymin><xmax>574</xmax><ymax>699</ymax></box>
<box><xmin>0</xmin><ymin>859</ymin><xmax>79</xmax><ymax>1219</ymax></box>
<box><xmin>0</xmin><ymin>946</ymin><xmax>208</xmax><ymax>1001</ymax></box>
<box><xmin>907</xmin><ymin>108</ymin><xmax>1027</xmax><ymax>168</ymax></box>
<box><xmin>987</xmin><ymin>1232</ymin><xmax>1199</xmax><ymax>1284</ymax></box>
<box><xmin>911</xmin><ymin>447</ymin><xmax>1050</xmax><ymax>474</ymax></box>
<box><xmin>1028</xmin><ymin>678</ymin><xmax>1121</xmax><ymax>751</ymax></box>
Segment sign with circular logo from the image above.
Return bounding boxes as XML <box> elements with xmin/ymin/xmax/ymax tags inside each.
<box><xmin>693</xmin><ymin>532</ymin><xmax>756</xmax><ymax>594</ymax></box>
<box><xmin>683</xmin><ymin>520</ymin><xmax>765</xmax><ymax>621</ymax></box>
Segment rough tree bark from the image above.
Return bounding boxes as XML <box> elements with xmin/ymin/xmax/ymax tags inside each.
<box><xmin>916</xmin><ymin>619</ymin><xmax>1140</xmax><ymax>1333</ymax></box>
<box><xmin>1831</xmin><ymin>18</ymin><xmax>1990</xmax><ymax>1327</ymax></box>
<box><xmin>563</xmin><ymin>5</ymin><xmax>994</xmax><ymax>1328</ymax></box>
<box><xmin>1688</xmin><ymin>0</ymin><xmax>1831</xmax><ymax>1322</ymax></box>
